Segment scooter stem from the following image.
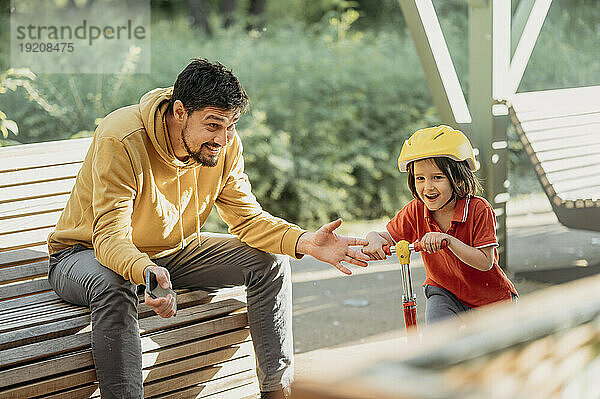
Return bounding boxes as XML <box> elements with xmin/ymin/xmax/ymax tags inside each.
<box><xmin>395</xmin><ymin>240</ymin><xmax>418</xmax><ymax>331</ymax></box>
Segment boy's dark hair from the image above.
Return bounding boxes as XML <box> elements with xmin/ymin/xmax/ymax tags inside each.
<box><xmin>406</xmin><ymin>157</ymin><xmax>483</xmax><ymax>200</ymax></box>
<box><xmin>168</xmin><ymin>58</ymin><xmax>249</xmax><ymax>115</ymax></box>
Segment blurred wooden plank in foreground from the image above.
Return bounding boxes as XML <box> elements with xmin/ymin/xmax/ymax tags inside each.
<box><xmin>291</xmin><ymin>273</ymin><xmax>600</xmax><ymax>399</ymax></box>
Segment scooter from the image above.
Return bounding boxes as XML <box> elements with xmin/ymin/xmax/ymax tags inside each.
<box><xmin>383</xmin><ymin>239</ymin><xmax>448</xmax><ymax>333</ymax></box>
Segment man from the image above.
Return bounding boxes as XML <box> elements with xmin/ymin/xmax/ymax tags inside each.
<box><xmin>47</xmin><ymin>58</ymin><xmax>370</xmax><ymax>399</ymax></box>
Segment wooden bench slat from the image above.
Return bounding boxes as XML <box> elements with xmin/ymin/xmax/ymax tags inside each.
<box><xmin>0</xmin><ymin>226</ymin><xmax>54</xmax><ymax>251</ymax></box>
<box><xmin>0</xmin><ymin>290</ymin><xmax>58</xmax><ymax>311</ymax></box>
<box><xmin>0</xmin><ymin>307</ymin><xmax>90</xmax><ymax>338</ymax></box>
<box><xmin>523</xmin><ymin>122</ymin><xmax>600</xmax><ymax>143</ymax></box>
<box><xmin>137</xmin><ymin>298</ymin><xmax>247</xmax><ymax>334</ymax></box>
<box><xmin>0</xmin><ymin>245</ymin><xmax>49</xmax><ymax>267</ymax></box>
<box><xmin>149</xmin><ymin>372</ymin><xmax>258</xmax><ymax>399</ymax></box>
<box><xmin>0</xmin><ymin>311</ymin><xmax>247</xmax><ymax>369</ymax></box>
<box><xmin>143</xmin><ymin>356</ymin><xmax>254</xmax><ymax>398</ymax></box>
<box><xmin>0</xmin><ymin>260</ymin><xmax>47</xmax><ymax>284</ymax></box>
<box><xmin>559</xmin><ymin>186</ymin><xmax>600</xmax><ymax>201</ymax></box>
<box><xmin>0</xmin><ymin>369</ymin><xmax>97</xmax><ymax>399</ymax></box>
<box><xmin>0</xmin><ymin>328</ymin><xmax>250</xmax><ymax>390</ymax></box>
<box><xmin>0</xmin><ymin>331</ymin><xmax>91</xmax><ymax>368</ymax></box>
<box><xmin>514</xmin><ymin>107</ymin><xmax>600</xmax><ymax>122</ymax></box>
<box><xmin>1</xmin><ymin>289</ymin><xmax>223</xmax><ymax>329</ymax></box>
<box><xmin>50</xmin><ymin>371</ymin><xmax>258</xmax><ymax>399</ymax></box>
<box><xmin>0</xmin><ymin>138</ymin><xmax>91</xmax><ymax>173</ymax></box>
<box><xmin>545</xmin><ymin>165</ymin><xmax>600</xmax><ymax>185</ymax></box>
<box><xmin>0</xmin><ymin>191</ymin><xmax>73</xmax><ymax>210</ymax></box>
<box><xmin>0</xmin><ymin>277</ymin><xmax>51</xmax><ymax>301</ymax></box>
<box><xmin>156</xmin><ymin>372</ymin><xmax>258</xmax><ymax>399</ymax></box>
<box><xmin>0</xmin><ymin>210</ymin><xmax>62</xmax><ymax>237</ymax></box>
<box><xmin>144</xmin><ymin>341</ymin><xmax>254</xmax><ymax>384</ymax></box>
<box><xmin>510</xmin><ymin>86</ymin><xmax>600</xmax><ymax>120</ymax></box>
<box><xmin>139</xmin><ymin>313</ymin><xmax>249</xmax><ymax>359</ymax></box>
<box><xmin>536</xmin><ymin>154</ymin><xmax>600</xmax><ymax>174</ymax></box>
<box><xmin>0</xmin><ymin>137</ymin><xmax>91</xmax><ymax>159</ymax></box>
<box><xmin>0</xmin><ymin>163</ymin><xmax>81</xmax><ymax>189</ymax></box>
<box><xmin>39</xmin><ymin>383</ymin><xmax>99</xmax><ymax>399</ymax></box>
<box><xmin>534</xmin><ymin>144</ymin><xmax>600</xmax><ymax>163</ymax></box>
<box><xmin>0</xmin><ymin>196</ymin><xmax>68</xmax><ymax>220</ymax></box>
<box><xmin>0</xmin><ymin>298</ymin><xmax>245</xmax><ymax>351</ymax></box>
<box><xmin>142</xmin><ymin>328</ymin><xmax>251</xmax><ymax>369</ymax></box>
<box><xmin>0</xmin><ymin>342</ymin><xmax>255</xmax><ymax>399</ymax></box>
<box><xmin>550</xmin><ymin>175</ymin><xmax>600</xmax><ymax>195</ymax></box>
<box><xmin>0</xmin><ymin>300</ymin><xmax>84</xmax><ymax>324</ymax></box>
<box><xmin>0</xmin><ymin>290</ymin><xmax>196</xmax><ymax>325</ymax></box>
<box><xmin>0</xmin><ymin>178</ymin><xmax>75</xmax><ymax>203</ymax></box>
<box><xmin>0</xmin><ymin>351</ymin><xmax>94</xmax><ymax>391</ymax></box>
<box><xmin>519</xmin><ymin>112</ymin><xmax>600</xmax><ymax>133</ymax></box>
<box><xmin>529</xmin><ymin>132</ymin><xmax>600</xmax><ymax>153</ymax></box>
<box><xmin>0</xmin><ymin>313</ymin><xmax>91</xmax><ymax>351</ymax></box>
<box><xmin>534</xmin><ymin>143</ymin><xmax>600</xmax><ymax>163</ymax></box>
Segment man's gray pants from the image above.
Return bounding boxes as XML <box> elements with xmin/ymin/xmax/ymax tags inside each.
<box><xmin>48</xmin><ymin>233</ymin><xmax>293</xmax><ymax>398</ymax></box>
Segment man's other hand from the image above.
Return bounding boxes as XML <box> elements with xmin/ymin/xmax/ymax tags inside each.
<box><xmin>144</xmin><ymin>265</ymin><xmax>175</xmax><ymax>318</ymax></box>
<box><xmin>296</xmin><ymin>218</ymin><xmax>370</xmax><ymax>275</ymax></box>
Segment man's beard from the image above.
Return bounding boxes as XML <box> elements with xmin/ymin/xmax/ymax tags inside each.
<box><xmin>181</xmin><ymin>127</ymin><xmax>220</xmax><ymax>167</ymax></box>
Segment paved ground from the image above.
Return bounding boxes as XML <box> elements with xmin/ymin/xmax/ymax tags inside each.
<box><xmin>290</xmin><ymin>192</ymin><xmax>600</xmax><ymax>377</ymax></box>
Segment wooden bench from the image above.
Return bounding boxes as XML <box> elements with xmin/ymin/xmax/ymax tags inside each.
<box><xmin>509</xmin><ymin>85</ymin><xmax>600</xmax><ymax>232</ymax></box>
<box><xmin>0</xmin><ymin>138</ymin><xmax>259</xmax><ymax>398</ymax></box>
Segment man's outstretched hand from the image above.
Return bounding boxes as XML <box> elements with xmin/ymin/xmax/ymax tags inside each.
<box><xmin>296</xmin><ymin>218</ymin><xmax>370</xmax><ymax>275</ymax></box>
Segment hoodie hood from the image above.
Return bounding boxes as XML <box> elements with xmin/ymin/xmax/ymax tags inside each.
<box><xmin>139</xmin><ymin>87</ymin><xmax>190</xmax><ymax>168</ymax></box>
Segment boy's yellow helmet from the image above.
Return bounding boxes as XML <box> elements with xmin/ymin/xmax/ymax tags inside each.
<box><xmin>398</xmin><ymin>125</ymin><xmax>477</xmax><ymax>172</ymax></box>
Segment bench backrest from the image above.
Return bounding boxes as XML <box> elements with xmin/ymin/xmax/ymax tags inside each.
<box><xmin>509</xmin><ymin>86</ymin><xmax>600</xmax><ymax>206</ymax></box>
<box><xmin>509</xmin><ymin>86</ymin><xmax>600</xmax><ymax>231</ymax></box>
<box><xmin>0</xmin><ymin>137</ymin><xmax>92</xmax><ymax>303</ymax></box>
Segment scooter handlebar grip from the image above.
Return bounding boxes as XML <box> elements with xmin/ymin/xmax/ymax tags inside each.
<box><xmin>413</xmin><ymin>238</ymin><xmax>448</xmax><ymax>252</ymax></box>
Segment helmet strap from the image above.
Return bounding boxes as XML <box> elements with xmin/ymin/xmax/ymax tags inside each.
<box><xmin>437</xmin><ymin>192</ymin><xmax>456</xmax><ymax>211</ymax></box>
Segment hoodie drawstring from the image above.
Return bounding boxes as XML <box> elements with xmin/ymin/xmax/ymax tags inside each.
<box><xmin>176</xmin><ymin>167</ymin><xmax>184</xmax><ymax>249</ymax></box>
<box><xmin>193</xmin><ymin>167</ymin><xmax>201</xmax><ymax>245</ymax></box>
<box><xmin>176</xmin><ymin>166</ymin><xmax>202</xmax><ymax>249</ymax></box>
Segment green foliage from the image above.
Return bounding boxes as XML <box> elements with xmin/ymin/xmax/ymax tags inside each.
<box><xmin>265</xmin><ymin>0</ymin><xmax>404</xmax><ymax>30</ymax></box>
<box><xmin>1</xmin><ymin>47</ymin><xmax>149</xmax><ymax>143</ymax></box>
<box><xmin>0</xmin><ymin>68</ymin><xmax>36</xmax><ymax>146</ymax></box>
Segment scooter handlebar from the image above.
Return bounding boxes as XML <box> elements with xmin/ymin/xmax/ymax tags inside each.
<box><xmin>383</xmin><ymin>238</ymin><xmax>448</xmax><ymax>255</ymax></box>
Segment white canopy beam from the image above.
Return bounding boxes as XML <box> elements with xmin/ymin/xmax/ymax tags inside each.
<box><xmin>509</xmin><ymin>0</ymin><xmax>552</xmax><ymax>95</ymax></box>
<box><xmin>493</xmin><ymin>0</ymin><xmax>512</xmax><ymax>103</ymax></box>
<box><xmin>398</xmin><ymin>0</ymin><xmax>471</xmax><ymax>125</ymax></box>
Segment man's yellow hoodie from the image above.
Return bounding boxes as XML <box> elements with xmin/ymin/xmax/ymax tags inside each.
<box><xmin>48</xmin><ymin>88</ymin><xmax>305</xmax><ymax>285</ymax></box>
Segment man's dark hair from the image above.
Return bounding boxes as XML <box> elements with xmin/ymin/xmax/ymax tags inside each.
<box><xmin>168</xmin><ymin>58</ymin><xmax>249</xmax><ymax>115</ymax></box>
<box><xmin>406</xmin><ymin>157</ymin><xmax>483</xmax><ymax>200</ymax></box>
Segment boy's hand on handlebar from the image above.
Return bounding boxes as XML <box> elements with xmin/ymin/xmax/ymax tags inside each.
<box><xmin>420</xmin><ymin>232</ymin><xmax>451</xmax><ymax>254</ymax></box>
<box><xmin>362</xmin><ymin>232</ymin><xmax>391</xmax><ymax>260</ymax></box>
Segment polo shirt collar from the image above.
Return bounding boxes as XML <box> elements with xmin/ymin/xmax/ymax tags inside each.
<box><xmin>422</xmin><ymin>194</ymin><xmax>471</xmax><ymax>223</ymax></box>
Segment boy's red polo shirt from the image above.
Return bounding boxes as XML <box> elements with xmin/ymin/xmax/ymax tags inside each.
<box><xmin>386</xmin><ymin>195</ymin><xmax>517</xmax><ymax>308</ymax></box>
